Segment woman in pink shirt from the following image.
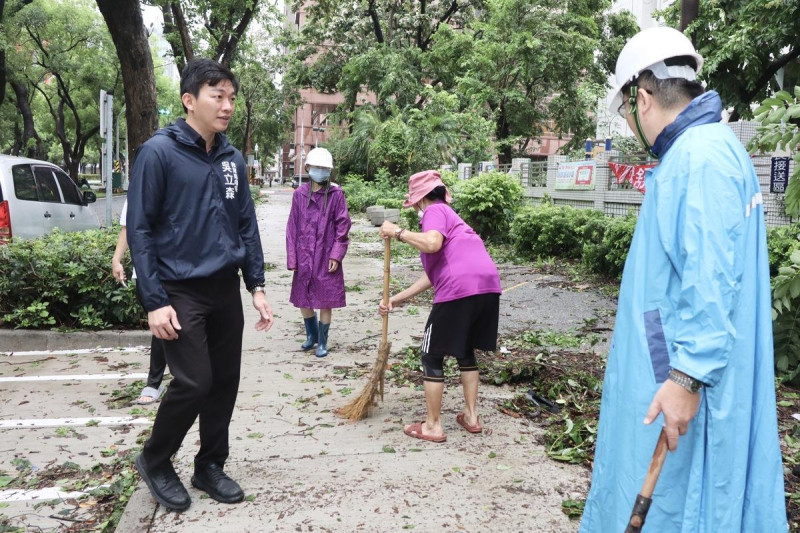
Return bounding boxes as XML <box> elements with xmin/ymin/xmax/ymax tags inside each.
<box><xmin>379</xmin><ymin>170</ymin><xmax>501</xmax><ymax>442</ymax></box>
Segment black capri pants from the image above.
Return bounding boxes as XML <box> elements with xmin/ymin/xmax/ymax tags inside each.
<box><xmin>420</xmin><ymin>293</ymin><xmax>500</xmax><ymax>382</ymax></box>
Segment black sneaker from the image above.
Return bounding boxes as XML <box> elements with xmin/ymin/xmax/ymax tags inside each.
<box><xmin>135</xmin><ymin>454</ymin><xmax>191</xmax><ymax>512</ymax></box>
<box><xmin>191</xmin><ymin>463</ymin><xmax>244</xmax><ymax>503</ymax></box>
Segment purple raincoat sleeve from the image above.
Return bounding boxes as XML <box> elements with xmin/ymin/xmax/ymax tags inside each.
<box><xmin>329</xmin><ymin>192</ymin><xmax>351</xmax><ymax>262</ymax></box>
<box><xmin>286</xmin><ymin>192</ymin><xmax>299</xmax><ymax>270</ymax></box>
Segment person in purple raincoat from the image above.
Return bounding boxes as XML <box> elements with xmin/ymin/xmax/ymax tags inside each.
<box><xmin>286</xmin><ymin>147</ymin><xmax>352</xmax><ymax>357</ymax></box>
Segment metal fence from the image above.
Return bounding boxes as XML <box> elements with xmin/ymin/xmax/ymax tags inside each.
<box><xmin>462</xmin><ymin>121</ymin><xmax>795</xmax><ymax>228</ymax></box>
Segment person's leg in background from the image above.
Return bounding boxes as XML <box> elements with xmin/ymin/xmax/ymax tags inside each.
<box><xmin>299</xmin><ymin>307</ymin><xmax>318</xmax><ymax>351</ymax></box>
<box><xmin>137</xmin><ymin>337</ymin><xmax>168</xmax><ymax>404</ymax></box>
<box><xmin>317</xmin><ymin>308</ymin><xmax>332</xmax><ymax>357</ymax></box>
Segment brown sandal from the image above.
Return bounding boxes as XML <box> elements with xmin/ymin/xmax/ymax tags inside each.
<box><xmin>456</xmin><ymin>413</ymin><xmax>483</xmax><ymax>434</ymax></box>
<box><xmin>404</xmin><ymin>422</ymin><xmax>447</xmax><ymax>442</ymax></box>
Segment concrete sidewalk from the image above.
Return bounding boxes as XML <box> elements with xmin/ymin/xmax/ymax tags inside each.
<box><xmin>6</xmin><ymin>191</ymin><xmax>595</xmax><ymax>532</ymax></box>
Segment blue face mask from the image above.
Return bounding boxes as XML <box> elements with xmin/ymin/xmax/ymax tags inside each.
<box><xmin>309</xmin><ymin>167</ymin><xmax>331</xmax><ymax>183</ymax></box>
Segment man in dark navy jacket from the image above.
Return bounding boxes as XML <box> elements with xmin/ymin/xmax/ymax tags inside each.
<box><xmin>127</xmin><ymin>58</ymin><xmax>274</xmax><ymax>512</ymax></box>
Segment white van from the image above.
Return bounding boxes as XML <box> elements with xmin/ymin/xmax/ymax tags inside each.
<box><xmin>0</xmin><ymin>155</ymin><xmax>100</xmax><ymax>243</ymax></box>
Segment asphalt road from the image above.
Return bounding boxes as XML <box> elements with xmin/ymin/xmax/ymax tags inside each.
<box><xmin>91</xmin><ymin>193</ymin><xmax>128</xmax><ymax>226</ymax></box>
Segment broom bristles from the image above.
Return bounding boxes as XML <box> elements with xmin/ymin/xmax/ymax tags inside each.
<box><xmin>336</xmin><ymin>340</ymin><xmax>391</xmax><ymax>421</ymax></box>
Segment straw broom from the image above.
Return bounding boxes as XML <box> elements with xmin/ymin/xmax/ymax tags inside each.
<box><xmin>337</xmin><ymin>238</ymin><xmax>392</xmax><ymax>421</ymax></box>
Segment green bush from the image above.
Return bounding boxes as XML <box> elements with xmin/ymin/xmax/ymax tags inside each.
<box><xmin>511</xmin><ymin>204</ymin><xmax>590</xmax><ymax>259</ymax></box>
<box><xmin>341</xmin><ymin>170</ymin><xmax>405</xmax><ymax>213</ymax></box>
<box><xmin>400</xmin><ymin>208</ymin><xmax>421</xmax><ymax>231</ymax></box>
<box><xmin>580</xmin><ymin>216</ymin><xmax>612</xmax><ymax>274</ymax></box>
<box><xmin>509</xmin><ymin>204</ymin><xmax>635</xmax><ymax>279</ymax></box>
<box><xmin>771</xmin><ymin>250</ymin><xmax>800</xmax><ymax>386</ymax></box>
<box><xmin>375</xmin><ymin>197</ymin><xmax>403</xmax><ymax>209</ymax></box>
<box><xmin>767</xmin><ymin>224</ymin><xmax>800</xmax><ymax>277</ymax></box>
<box><xmin>600</xmin><ymin>214</ymin><xmax>637</xmax><ymax>278</ymax></box>
<box><xmin>580</xmin><ymin>213</ymin><xmax>636</xmax><ymax>280</ymax></box>
<box><xmin>0</xmin><ymin>228</ymin><xmax>145</xmax><ymax>329</ymax></box>
<box><xmin>451</xmin><ymin>171</ymin><xmax>522</xmax><ymax>242</ymax></box>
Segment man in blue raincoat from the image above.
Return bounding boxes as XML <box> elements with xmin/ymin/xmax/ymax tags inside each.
<box><xmin>580</xmin><ymin>27</ymin><xmax>787</xmax><ymax>532</ymax></box>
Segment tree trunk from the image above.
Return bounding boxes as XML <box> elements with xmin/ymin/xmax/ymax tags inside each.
<box><xmin>244</xmin><ymin>98</ymin><xmax>254</xmax><ymax>156</ymax></box>
<box><xmin>9</xmin><ymin>78</ymin><xmax>43</xmax><ymax>159</ymax></box>
<box><xmin>680</xmin><ymin>0</ymin><xmax>699</xmax><ymax>34</ymax></box>
<box><xmin>215</xmin><ymin>0</ymin><xmax>257</xmax><ymax>67</ymax></box>
<box><xmin>10</xmin><ymin>121</ymin><xmax>22</xmax><ymax>155</ymax></box>
<box><xmin>170</xmin><ymin>1</ymin><xmax>194</xmax><ymax>69</ymax></box>
<box><xmin>497</xmin><ymin>104</ymin><xmax>512</xmax><ymax>166</ymax></box>
<box><xmin>367</xmin><ymin>0</ymin><xmax>384</xmax><ymax>44</ymax></box>
<box><xmin>96</xmin><ymin>0</ymin><xmax>159</xmax><ymax>156</ymax></box>
<box><xmin>0</xmin><ymin>51</ymin><xmax>5</xmax><ymax>107</ymax></box>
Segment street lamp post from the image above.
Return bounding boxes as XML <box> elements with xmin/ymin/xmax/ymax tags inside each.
<box><xmin>254</xmin><ymin>143</ymin><xmax>259</xmax><ymax>178</ymax></box>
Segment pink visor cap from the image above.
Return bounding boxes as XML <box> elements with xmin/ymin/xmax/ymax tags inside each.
<box><xmin>403</xmin><ymin>170</ymin><xmax>452</xmax><ymax>208</ymax></box>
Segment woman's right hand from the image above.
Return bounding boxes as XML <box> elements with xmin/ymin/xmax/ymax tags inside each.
<box><xmin>378</xmin><ymin>296</ymin><xmax>397</xmax><ymax>316</ymax></box>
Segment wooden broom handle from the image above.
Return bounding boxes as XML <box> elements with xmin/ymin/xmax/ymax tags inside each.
<box><xmin>382</xmin><ymin>238</ymin><xmax>391</xmax><ymax>341</ymax></box>
<box><xmin>641</xmin><ymin>428</ymin><xmax>669</xmax><ymax>497</ymax></box>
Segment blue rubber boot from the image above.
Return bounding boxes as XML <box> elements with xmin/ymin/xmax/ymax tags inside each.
<box><xmin>301</xmin><ymin>314</ymin><xmax>318</xmax><ymax>351</ymax></box>
<box><xmin>316</xmin><ymin>322</ymin><xmax>330</xmax><ymax>358</ymax></box>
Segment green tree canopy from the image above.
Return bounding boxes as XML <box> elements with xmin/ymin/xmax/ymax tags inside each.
<box><xmin>660</xmin><ymin>0</ymin><xmax>800</xmax><ymax>121</ymax></box>
<box><xmin>286</xmin><ymin>0</ymin><xmax>638</xmax><ymax>168</ymax></box>
<box><xmin>2</xmin><ymin>0</ymin><xmax>122</xmax><ymax>177</ymax></box>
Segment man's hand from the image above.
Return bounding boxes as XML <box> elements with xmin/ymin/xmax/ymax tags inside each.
<box><xmin>148</xmin><ymin>305</ymin><xmax>181</xmax><ymax>340</ymax></box>
<box><xmin>253</xmin><ymin>292</ymin><xmax>274</xmax><ymax>332</ymax></box>
<box><xmin>644</xmin><ymin>379</ymin><xmax>701</xmax><ymax>451</ymax></box>
<box><xmin>328</xmin><ymin>259</ymin><xmax>339</xmax><ymax>273</ymax></box>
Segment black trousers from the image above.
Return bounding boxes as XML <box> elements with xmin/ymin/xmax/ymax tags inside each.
<box><xmin>146</xmin><ymin>336</ymin><xmax>167</xmax><ymax>389</ymax></box>
<box><xmin>141</xmin><ymin>274</ymin><xmax>244</xmax><ymax>469</ymax></box>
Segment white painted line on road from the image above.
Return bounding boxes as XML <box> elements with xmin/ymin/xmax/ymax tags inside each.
<box><xmin>1</xmin><ymin>346</ymin><xmax>148</xmax><ymax>357</ymax></box>
<box><xmin>0</xmin><ymin>485</ymin><xmax>109</xmax><ymax>502</ymax></box>
<box><xmin>0</xmin><ymin>373</ymin><xmax>148</xmax><ymax>383</ymax></box>
<box><xmin>0</xmin><ymin>417</ymin><xmax>151</xmax><ymax>429</ymax></box>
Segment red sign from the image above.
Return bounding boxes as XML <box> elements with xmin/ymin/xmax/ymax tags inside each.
<box><xmin>607</xmin><ymin>162</ymin><xmax>656</xmax><ymax>194</ymax></box>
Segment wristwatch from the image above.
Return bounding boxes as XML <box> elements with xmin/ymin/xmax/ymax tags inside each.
<box><xmin>250</xmin><ymin>285</ymin><xmax>266</xmax><ymax>295</ymax></box>
<box><xmin>394</xmin><ymin>227</ymin><xmax>405</xmax><ymax>241</ymax></box>
<box><xmin>668</xmin><ymin>369</ymin><xmax>703</xmax><ymax>394</ymax></box>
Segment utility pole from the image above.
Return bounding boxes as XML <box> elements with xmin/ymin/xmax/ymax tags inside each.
<box><xmin>100</xmin><ymin>90</ymin><xmax>114</xmax><ymax>227</ymax></box>
<box><xmin>299</xmin><ymin>105</ymin><xmax>306</xmax><ymax>187</ymax></box>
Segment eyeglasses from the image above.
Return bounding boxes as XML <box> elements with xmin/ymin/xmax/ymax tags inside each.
<box><xmin>617</xmin><ymin>85</ymin><xmax>653</xmax><ymax>118</ymax></box>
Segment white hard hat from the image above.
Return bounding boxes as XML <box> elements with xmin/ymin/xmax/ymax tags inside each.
<box><xmin>607</xmin><ymin>26</ymin><xmax>704</xmax><ymax>114</ymax></box>
<box><xmin>305</xmin><ymin>147</ymin><xmax>334</xmax><ymax>169</ymax></box>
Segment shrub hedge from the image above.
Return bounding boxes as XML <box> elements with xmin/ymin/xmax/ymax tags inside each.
<box><xmin>766</xmin><ymin>223</ymin><xmax>800</xmax><ymax>277</ymax></box>
<box><xmin>450</xmin><ymin>171</ymin><xmax>522</xmax><ymax>242</ymax></box>
<box><xmin>340</xmin><ymin>170</ymin><xmax>404</xmax><ymax>214</ymax></box>
<box><xmin>511</xmin><ymin>204</ymin><xmax>616</xmax><ymax>262</ymax></box>
<box><xmin>0</xmin><ymin>228</ymin><xmax>145</xmax><ymax>329</ymax></box>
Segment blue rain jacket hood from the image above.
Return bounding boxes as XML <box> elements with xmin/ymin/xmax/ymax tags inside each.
<box><xmin>127</xmin><ymin>119</ymin><xmax>265</xmax><ymax>311</ymax></box>
<box><xmin>580</xmin><ymin>92</ymin><xmax>787</xmax><ymax>531</ymax></box>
